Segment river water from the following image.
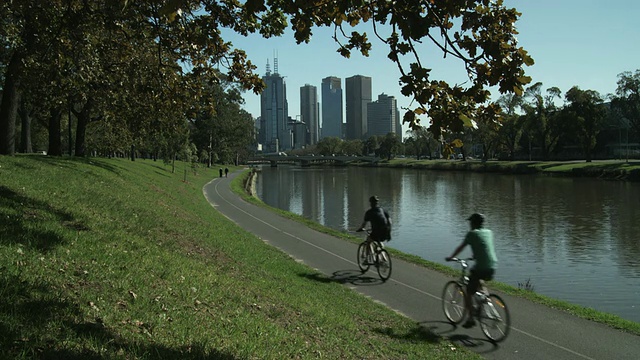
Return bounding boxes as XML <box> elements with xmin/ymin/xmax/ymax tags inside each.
<box><xmin>255</xmin><ymin>165</ymin><xmax>640</xmax><ymax>324</ymax></box>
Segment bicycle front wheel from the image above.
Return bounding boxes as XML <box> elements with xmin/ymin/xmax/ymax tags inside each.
<box><xmin>357</xmin><ymin>242</ymin><xmax>370</xmax><ymax>272</ymax></box>
<box><xmin>479</xmin><ymin>294</ymin><xmax>511</xmax><ymax>342</ymax></box>
<box><xmin>442</xmin><ymin>281</ymin><xmax>466</xmax><ymax>324</ymax></box>
<box><xmin>376</xmin><ymin>249</ymin><xmax>392</xmax><ymax>281</ymax></box>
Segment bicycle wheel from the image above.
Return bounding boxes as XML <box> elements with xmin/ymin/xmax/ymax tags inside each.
<box><xmin>442</xmin><ymin>281</ymin><xmax>466</xmax><ymax>324</ymax></box>
<box><xmin>357</xmin><ymin>242</ymin><xmax>370</xmax><ymax>272</ymax></box>
<box><xmin>479</xmin><ymin>294</ymin><xmax>511</xmax><ymax>342</ymax></box>
<box><xmin>376</xmin><ymin>249</ymin><xmax>392</xmax><ymax>281</ymax></box>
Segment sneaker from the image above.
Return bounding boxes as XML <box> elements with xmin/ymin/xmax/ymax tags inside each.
<box><xmin>462</xmin><ymin>319</ymin><xmax>476</xmax><ymax>328</ymax></box>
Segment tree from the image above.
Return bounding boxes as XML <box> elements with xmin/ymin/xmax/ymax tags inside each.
<box><xmin>521</xmin><ymin>83</ymin><xmax>563</xmax><ymax>160</ymax></box>
<box><xmin>342</xmin><ymin>139</ymin><xmax>363</xmax><ymax>156</ymax></box>
<box><xmin>406</xmin><ymin>126</ymin><xmax>437</xmax><ymax>159</ymax></box>
<box><xmin>1</xmin><ymin>0</ymin><xmax>533</xmax><ymax>155</ymax></box>
<box><xmin>364</xmin><ymin>136</ymin><xmax>380</xmax><ymax>156</ymax></box>
<box><xmin>610</xmin><ymin>70</ymin><xmax>640</xmax><ymax>140</ymax></box>
<box><xmin>316</xmin><ymin>137</ymin><xmax>343</xmax><ymax>156</ymax></box>
<box><xmin>563</xmin><ymin>87</ymin><xmax>607</xmax><ymax>162</ymax></box>
<box><xmin>496</xmin><ymin>94</ymin><xmax>524</xmax><ymax>160</ymax></box>
<box><xmin>379</xmin><ymin>133</ymin><xmax>401</xmax><ymax>160</ymax></box>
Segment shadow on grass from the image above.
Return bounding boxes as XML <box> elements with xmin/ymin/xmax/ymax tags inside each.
<box><xmin>25</xmin><ymin>155</ymin><xmax>124</xmax><ymax>176</ymax></box>
<box><xmin>0</xmin><ymin>186</ymin><xmax>88</xmax><ymax>252</ymax></box>
<box><xmin>0</xmin><ymin>272</ymin><xmax>238</xmax><ymax>359</ymax></box>
<box><xmin>373</xmin><ymin>325</ymin><xmax>441</xmax><ymax>344</ymax></box>
<box><xmin>299</xmin><ymin>270</ymin><xmax>384</xmax><ymax>286</ymax></box>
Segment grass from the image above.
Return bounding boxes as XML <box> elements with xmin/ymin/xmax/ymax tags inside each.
<box><xmin>0</xmin><ymin>155</ymin><xmax>476</xmax><ymax>359</ymax></box>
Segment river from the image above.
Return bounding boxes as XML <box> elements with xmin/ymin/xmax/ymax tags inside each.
<box><xmin>254</xmin><ymin>165</ymin><xmax>640</xmax><ymax>324</ymax></box>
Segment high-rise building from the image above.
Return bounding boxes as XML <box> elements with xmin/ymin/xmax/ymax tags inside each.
<box><xmin>259</xmin><ymin>58</ymin><xmax>290</xmax><ymax>152</ymax></box>
<box><xmin>288</xmin><ymin>116</ymin><xmax>308</xmax><ymax>150</ymax></box>
<box><xmin>300</xmin><ymin>84</ymin><xmax>319</xmax><ymax>145</ymax></box>
<box><xmin>345</xmin><ymin>75</ymin><xmax>372</xmax><ymax>140</ymax></box>
<box><xmin>367</xmin><ymin>93</ymin><xmax>398</xmax><ymax>137</ymax></box>
<box><xmin>321</xmin><ymin>76</ymin><xmax>343</xmax><ymax>139</ymax></box>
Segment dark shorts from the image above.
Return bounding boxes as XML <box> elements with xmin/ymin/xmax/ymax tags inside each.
<box><xmin>468</xmin><ymin>268</ymin><xmax>495</xmax><ymax>295</ymax></box>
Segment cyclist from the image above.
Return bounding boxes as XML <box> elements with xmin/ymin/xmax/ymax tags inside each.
<box><xmin>356</xmin><ymin>196</ymin><xmax>392</xmax><ymax>262</ymax></box>
<box><xmin>446</xmin><ymin>213</ymin><xmax>498</xmax><ymax>328</ymax></box>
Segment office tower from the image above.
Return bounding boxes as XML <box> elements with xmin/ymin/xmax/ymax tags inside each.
<box><xmin>259</xmin><ymin>58</ymin><xmax>290</xmax><ymax>152</ymax></box>
<box><xmin>300</xmin><ymin>84</ymin><xmax>319</xmax><ymax>145</ymax></box>
<box><xmin>345</xmin><ymin>75</ymin><xmax>372</xmax><ymax>140</ymax></box>
<box><xmin>367</xmin><ymin>93</ymin><xmax>398</xmax><ymax>137</ymax></box>
<box><xmin>288</xmin><ymin>115</ymin><xmax>308</xmax><ymax>150</ymax></box>
<box><xmin>321</xmin><ymin>76</ymin><xmax>343</xmax><ymax>139</ymax></box>
<box><xmin>395</xmin><ymin>108</ymin><xmax>403</xmax><ymax>138</ymax></box>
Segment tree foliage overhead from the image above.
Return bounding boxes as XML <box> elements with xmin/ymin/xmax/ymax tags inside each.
<box><xmin>162</xmin><ymin>0</ymin><xmax>533</xmax><ymax>134</ymax></box>
<box><xmin>1</xmin><ymin>0</ymin><xmax>533</xmax><ymax>156</ymax></box>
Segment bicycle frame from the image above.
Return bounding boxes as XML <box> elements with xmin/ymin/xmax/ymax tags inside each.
<box><xmin>443</xmin><ymin>257</ymin><xmax>510</xmax><ymax>342</ymax></box>
<box><xmin>356</xmin><ymin>229</ymin><xmax>392</xmax><ymax>281</ymax></box>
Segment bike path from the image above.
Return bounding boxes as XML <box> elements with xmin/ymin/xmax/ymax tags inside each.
<box><xmin>203</xmin><ymin>171</ymin><xmax>640</xmax><ymax>360</ymax></box>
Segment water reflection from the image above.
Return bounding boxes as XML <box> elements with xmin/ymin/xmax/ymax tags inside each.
<box><xmin>255</xmin><ymin>165</ymin><xmax>640</xmax><ymax>323</ymax></box>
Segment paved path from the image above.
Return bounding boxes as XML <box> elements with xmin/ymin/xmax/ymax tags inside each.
<box><xmin>203</xmin><ymin>172</ymin><xmax>640</xmax><ymax>360</ymax></box>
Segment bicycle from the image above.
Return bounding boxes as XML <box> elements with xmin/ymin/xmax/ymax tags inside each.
<box><xmin>442</xmin><ymin>257</ymin><xmax>511</xmax><ymax>342</ymax></box>
<box><xmin>356</xmin><ymin>229</ymin><xmax>392</xmax><ymax>281</ymax></box>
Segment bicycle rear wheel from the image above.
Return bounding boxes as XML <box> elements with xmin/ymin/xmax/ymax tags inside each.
<box><xmin>442</xmin><ymin>281</ymin><xmax>466</xmax><ymax>324</ymax></box>
<box><xmin>357</xmin><ymin>242</ymin><xmax>370</xmax><ymax>272</ymax></box>
<box><xmin>376</xmin><ymin>249</ymin><xmax>392</xmax><ymax>281</ymax></box>
<box><xmin>479</xmin><ymin>294</ymin><xmax>511</xmax><ymax>342</ymax></box>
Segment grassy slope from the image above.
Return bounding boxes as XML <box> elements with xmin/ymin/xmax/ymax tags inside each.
<box><xmin>0</xmin><ymin>156</ymin><xmax>474</xmax><ymax>360</ymax></box>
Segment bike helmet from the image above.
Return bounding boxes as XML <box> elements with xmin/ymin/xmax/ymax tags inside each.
<box><xmin>467</xmin><ymin>213</ymin><xmax>485</xmax><ymax>225</ymax></box>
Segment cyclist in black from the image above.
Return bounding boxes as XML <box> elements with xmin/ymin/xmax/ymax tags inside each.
<box><xmin>356</xmin><ymin>195</ymin><xmax>392</xmax><ymax>242</ymax></box>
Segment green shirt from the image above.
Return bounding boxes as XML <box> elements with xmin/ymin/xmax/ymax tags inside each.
<box><xmin>464</xmin><ymin>228</ymin><xmax>498</xmax><ymax>270</ymax></box>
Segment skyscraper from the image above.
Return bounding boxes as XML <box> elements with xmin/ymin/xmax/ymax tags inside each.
<box><xmin>300</xmin><ymin>84</ymin><xmax>319</xmax><ymax>145</ymax></box>
<box><xmin>367</xmin><ymin>93</ymin><xmax>398</xmax><ymax>137</ymax></box>
<box><xmin>345</xmin><ymin>75</ymin><xmax>372</xmax><ymax>140</ymax></box>
<box><xmin>321</xmin><ymin>76</ymin><xmax>343</xmax><ymax>139</ymax></box>
<box><xmin>259</xmin><ymin>58</ymin><xmax>290</xmax><ymax>152</ymax></box>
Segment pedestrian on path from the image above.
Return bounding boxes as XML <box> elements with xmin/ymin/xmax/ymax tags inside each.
<box><xmin>225</xmin><ymin>168</ymin><xmax>229</xmax><ymax>177</ymax></box>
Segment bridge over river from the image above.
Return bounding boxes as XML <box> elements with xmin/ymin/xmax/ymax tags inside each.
<box><xmin>247</xmin><ymin>154</ymin><xmax>379</xmax><ymax>167</ymax></box>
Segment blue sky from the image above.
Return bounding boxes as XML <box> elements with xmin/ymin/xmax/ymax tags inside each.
<box><xmin>221</xmin><ymin>0</ymin><xmax>640</xmax><ymax>135</ymax></box>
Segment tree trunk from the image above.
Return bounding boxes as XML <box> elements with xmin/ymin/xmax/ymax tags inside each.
<box><xmin>48</xmin><ymin>108</ymin><xmax>63</xmax><ymax>156</ymax></box>
<box><xmin>75</xmin><ymin>111</ymin><xmax>89</xmax><ymax>157</ymax></box>
<box><xmin>0</xmin><ymin>53</ymin><xmax>23</xmax><ymax>155</ymax></box>
<box><xmin>18</xmin><ymin>100</ymin><xmax>33</xmax><ymax>153</ymax></box>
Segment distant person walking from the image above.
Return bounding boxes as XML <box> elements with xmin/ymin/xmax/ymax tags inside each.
<box><xmin>219</xmin><ymin>168</ymin><xmax>223</xmax><ymax>178</ymax></box>
<box><xmin>224</xmin><ymin>168</ymin><xmax>229</xmax><ymax>177</ymax></box>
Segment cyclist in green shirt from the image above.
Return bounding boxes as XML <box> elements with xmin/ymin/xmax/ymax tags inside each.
<box><xmin>446</xmin><ymin>213</ymin><xmax>498</xmax><ymax>328</ymax></box>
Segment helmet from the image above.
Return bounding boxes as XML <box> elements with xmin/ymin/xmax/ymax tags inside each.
<box><xmin>467</xmin><ymin>213</ymin><xmax>485</xmax><ymax>225</ymax></box>
<box><xmin>369</xmin><ymin>195</ymin><xmax>379</xmax><ymax>204</ymax></box>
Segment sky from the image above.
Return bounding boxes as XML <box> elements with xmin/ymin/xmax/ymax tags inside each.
<box><xmin>220</xmin><ymin>0</ymin><xmax>640</xmax><ymax>136</ymax></box>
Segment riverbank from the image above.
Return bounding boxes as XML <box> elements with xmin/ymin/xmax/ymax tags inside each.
<box><xmin>0</xmin><ymin>155</ymin><xmax>475</xmax><ymax>359</ymax></box>
<box><xmin>372</xmin><ymin>158</ymin><xmax>640</xmax><ymax>181</ymax></box>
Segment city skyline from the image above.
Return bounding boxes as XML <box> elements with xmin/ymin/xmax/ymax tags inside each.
<box><xmin>220</xmin><ymin>0</ymin><xmax>640</xmax><ymax>137</ymax></box>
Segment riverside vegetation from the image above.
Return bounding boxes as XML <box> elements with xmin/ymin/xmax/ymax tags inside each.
<box><xmin>0</xmin><ymin>155</ymin><xmax>477</xmax><ymax>359</ymax></box>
